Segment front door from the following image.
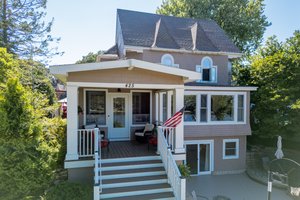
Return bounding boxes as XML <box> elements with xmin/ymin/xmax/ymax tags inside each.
<box><xmin>108</xmin><ymin>94</ymin><xmax>129</xmax><ymax>141</ymax></box>
<box><xmin>185</xmin><ymin>141</ymin><xmax>214</xmax><ymax>175</ymax></box>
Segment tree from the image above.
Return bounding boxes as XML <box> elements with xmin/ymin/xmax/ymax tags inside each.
<box><xmin>0</xmin><ymin>0</ymin><xmax>60</xmax><ymax>59</ymax></box>
<box><xmin>238</xmin><ymin>31</ymin><xmax>300</xmax><ymax>138</ymax></box>
<box><xmin>157</xmin><ymin>0</ymin><xmax>270</xmax><ymax>53</ymax></box>
<box><xmin>76</xmin><ymin>50</ymin><xmax>104</xmax><ymax>64</ymax></box>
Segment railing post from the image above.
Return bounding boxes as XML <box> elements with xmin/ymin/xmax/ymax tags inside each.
<box><xmin>94</xmin><ymin>128</ymin><xmax>99</xmax><ymax>153</ymax></box>
<box><xmin>157</xmin><ymin>126</ymin><xmax>162</xmax><ymax>155</ymax></box>
<box><xmin>94</xmin><ymin>185</ymin><xmax>100</xmax><ymax>200</ymax></box>
<box><xmin>180</xmin><ymin>178</ymin><xmax>186</xmax><ymax>200</ymax></box>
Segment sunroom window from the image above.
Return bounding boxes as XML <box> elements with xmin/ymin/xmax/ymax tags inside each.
<box><xmin>196</xmin><ymin>57</ymin><xmax>217</xmax><ymax>83</ymax></box>
<box><xmin>132</xmin><ymin>92</ymin><xmax>150</xmax><ymax>124</ymax></box>
<box><xmin>184</xmin><ymin>95</ymin><xmax>197</xmax><ymax>122</ymax></box>
<box><xmin>211</xmin><ymin>95</ymin><xmax>234</xmax><ymax>121</ymax></box>
<box><xmin>86</xmin><ymin>91</ymin><xmax>106</xmax><ymax>125</ymax></box>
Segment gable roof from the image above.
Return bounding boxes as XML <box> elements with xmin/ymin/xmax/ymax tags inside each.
<box><xmin>50</xmin><ymin>59</ymin><xmax>201</xmax><ymax>83</ymax></box>
<box><xmin>117</xmin><ymin>9</ymin><xmax>241</xmax><ymax>54</ymax></box>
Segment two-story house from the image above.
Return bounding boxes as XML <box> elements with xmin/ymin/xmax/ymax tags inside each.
<box><xmin>50</xmin><ymin>9</ymin><xmax>256</xmax><ymax>200</ymax></box>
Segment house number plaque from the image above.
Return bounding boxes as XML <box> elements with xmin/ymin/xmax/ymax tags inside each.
<box><xmin>125</xmin><ymin>83</ymin><xmax>134</xmax><ymax>88</ymax></box>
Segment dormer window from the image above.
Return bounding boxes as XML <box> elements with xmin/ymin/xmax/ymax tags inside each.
<box><xmin>196</xmin><ymin>57</ymin><xmax>217</xmax><ymax>83</ymax></box>
<box><xmin>161</xmin><ymin>54</ymin><xmax>179</xmax><ymax>67</ymax></box>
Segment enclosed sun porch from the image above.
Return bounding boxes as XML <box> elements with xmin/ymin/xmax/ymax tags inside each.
<box><xmin>50</xmin><ymin>59</ymin><xmax>201</xmax><ymax>161</ymax></box>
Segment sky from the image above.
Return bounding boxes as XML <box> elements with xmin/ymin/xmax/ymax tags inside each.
<box><xmin>46</xmin><ymin>0</ymin><xmax>300</xmax><ymax>65</ymax></box>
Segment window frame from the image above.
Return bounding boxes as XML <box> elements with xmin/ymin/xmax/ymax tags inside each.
<box><xmin>196</xmin><ymin>56</ymin><xmax>218</xmax><ymax>83</ymax></box>
<box><xmin>184</xmin><ymin>91</ymin><xmax>247</xmax><ymax>125</ymax></box>
<box><xmin>83</xmin><ymin>88</ymin><xmax>108</xmax><ymax>127</ymax></box>
<box><xmin>223</xmin><ymin>139</ymin><xmax>239</xmax><ymax>159</ymax></box>
<box><xmin>161</xmin><ymin>54</ymin><xmax>179</xmax><ymax>68</ymax></box>
<box><xmin>130</xmin><ymin>90</ymin><xmax>152</xmax><ymax>127</ymax></box>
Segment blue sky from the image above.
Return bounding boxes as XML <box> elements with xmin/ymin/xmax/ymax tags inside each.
<box><xmin>46</xmin><ymin>0</ymin><xmax>300</xmax><ymax>65</ymax></box>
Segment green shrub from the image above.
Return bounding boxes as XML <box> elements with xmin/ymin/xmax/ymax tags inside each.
<box><xmin>44</xmin><ymin>182</ymin><xmax>93</xmax><ymax>200</ymax></box>
<box><xmin>178</xmin><ymin>164</ymin><xmax>191</xmax><ymax>178</ymax></box>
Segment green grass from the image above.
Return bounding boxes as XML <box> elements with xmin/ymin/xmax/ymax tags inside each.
<box><xmin>43</xmin><ymin>182</ymin><xmax>93</xmax><ymax>200</ymax></box>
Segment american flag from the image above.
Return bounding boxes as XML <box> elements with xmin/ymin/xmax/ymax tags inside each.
<box><xmin>163</xmin><ymin>107</ymin><xmax>185</xmax><ymax>127</ymax></box>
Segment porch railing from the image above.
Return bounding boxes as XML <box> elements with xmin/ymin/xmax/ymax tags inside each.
<box><xmin>157</xmin><ymin>126</ymin><xmax>186</xmax><ymax>200</ymax></box>
<box><xmin>93</xmin><ymin>128</ymin><xmax>102</xmax><ymax>200</ymax></box>
<box><xmin>159</xmin><ymin>126</ymin><xmax>176</xmax><ymax>152</ymax></box>
<box><xmin>78</xmin><ymin>129</ymin><xmax>96</xmax><ymax>157</ymax></box>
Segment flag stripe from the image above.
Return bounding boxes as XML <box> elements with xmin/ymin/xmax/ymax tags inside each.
<box><xmin>163</xmin><ymin>107</ymin><xmax>184</xmax><ymax>127</ymax></box>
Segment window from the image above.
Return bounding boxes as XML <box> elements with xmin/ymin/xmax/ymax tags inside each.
<box><xmin>196</xmin><ymin>57</ymin><xmax>217</xmax><ymax>83</ymax></box>
<box><xmin>184</xmin><ymin>95</ymin><xmax>197</xmax><ymax>122</ymax></box>
<box><xmin>161</xmin><ymin>54</ymin><xmax>179</xmax><ymax>67</ymax></box>
<box><xmin>238</xmin><ymin>95</ymin><xmax>244</xmax><ymax>122</ymax></box>
<box><xmin>86</xmin><ymin>91</ymin><xmax>106</xmax><ymax>125</ymax></box>
<box><xmin>162</xmin><ymin>93</ymin><xmax>168</xmax><ymax>122</ymax></box>
<box><xmin>223</xmin><ymin>139</ymin><xmax>239</xmax><ymax>159</ymax></box>
<box><xmin>132</xmin><ymin>92</ymin><xmax>150</xmax><ymax>124</ymax></box>
<box><xmin>200</xmin><ymin>95</ymin><xmax>207</xmax><ymax>122</ymax></box>
<box><xmin>211</xmin><ymin>95</ymin><xmax>234</xmax><ymax>121</ymax></box>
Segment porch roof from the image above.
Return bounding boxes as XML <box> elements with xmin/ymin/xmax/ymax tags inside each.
<box><xmin>50</xmin><ymin>59</ymin><xmax>201</xmax><ymax>83</ymax></box>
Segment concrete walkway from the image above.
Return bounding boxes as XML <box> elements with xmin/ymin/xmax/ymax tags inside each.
<box><xmin>186</xmin><ymin>173</ymin><xmax>292</xmax><ymax>200</ymax></box>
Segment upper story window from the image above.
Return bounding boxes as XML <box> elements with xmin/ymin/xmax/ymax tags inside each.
<box><xmin>196</xmin><ymin>56</ymin><xmax>217</xmax><ymax>83</ymax></box>
<box><xmin>161</xmin><ymin>54</ymin><xmax>179</xmax><ymax>67</ymax></box>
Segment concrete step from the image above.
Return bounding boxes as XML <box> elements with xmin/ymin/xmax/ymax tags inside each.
<box><xmin>101</xmin><ymin>163</ymin><xmax>164</xmax><ymax>171</ymax></box>
<box><xmin>100</xmin><ymin>187</ymin><xmax>173</xmax><ymax>199</ymax></box>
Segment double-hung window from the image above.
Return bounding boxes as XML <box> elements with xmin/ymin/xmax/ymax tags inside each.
<box><xmin>223</xmin><ymin>139</ymin><xmax>239</xmax><ymax>159</ymax></box>
<box><xmin>196</xmin><ymin>57</ymin><xmax>217</xmax><ymax>83</ymax></box>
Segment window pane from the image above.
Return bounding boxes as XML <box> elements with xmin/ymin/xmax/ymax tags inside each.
<box><xmin>132</xmin><ymin>92</ymin><xmax>150</xmax><ymax>124</ymax></box>
<box><xmin>200</xmin><ymin>95</ymin><xmax>207</xmax><ymax>122</ymax></box>
<box><xmin>113</xmin><ymin>97</ymin><xmax>125</xmax><ymax>128</ymax></box>
<box><xmin>86</xmin><ymin>91</ymin><xmax>106</xmax><ymax>125</ymax></box>
<box><xmin>225</xmin><ymin>148</ymin><xmax>236</xmax><ymax>156</ymax></box>
<box><xmin>226</xmin><ymin>142</ymin><xmax>236</xmax><ymax>149</ymax></box>
<box><xmin>203</xmin><ymin>68</ymin><xmax>210</xmax><ymax>81</ymax></box>
<box><xmin>184</xmin><ymin>95</ymin><xmax>196</xmax><ymax>122</ymax></box>
<box><xmin>202</xmin><ymin>58</ymin><xmax>212</xmax><ymax>67</ymax></box>
<box><xmin>210</xmin><ymin>67</ymin><xmax>216</xmax><ymax>82</ymax></box>
<box><xmin>238</xmin><ymin>95</ymin><xmax>244</xmax><ymax>122</ymax></box>
<box><xmin>211</xmin><ymin>95</ymin><xmax>234</xmax><ymax>121</ymax></box>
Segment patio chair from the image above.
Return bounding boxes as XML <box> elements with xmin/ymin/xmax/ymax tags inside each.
<box><xmin>135</xmin><ymin>123</ymin><xmax>154</xmax><ymax>143</ymax></box>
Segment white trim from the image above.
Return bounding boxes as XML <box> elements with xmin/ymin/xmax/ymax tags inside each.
<box><xmin>223</xmin><ymin>139</ymin><xmax>239</xmax><ymax>159</ymax></box>
<box><xmin>68</xmin><ymin>82</ymin><xmax>184</xmax><ymax>90</ymax></box>
<box><xmin>185</xmin><ymin>86</ymin><xmax>258</xmax><ymax>91</ymax></box>
<box><xmin>124</xmin><ymin>45</ymin><xmax>243</xmax><ymax>58</ymax></box>
<box><xmin>65</xmin><ymin>159</ymin><xmax>94</xmax><ymax>169</ymax></box>
<box><xmin>184</xmin><ymin>140</ymin><xmax>214</xmax><ymax>175</ymax></box>
<box><xmin>50</xmin><ymin>59</ymin><xmax>201</xmax><ymax>82</ymax></box>
<box><xmin>83</xmin><ymin>88</ymin><xmax>108</xmax><ymax>127</ymax></box>
<box><xmin>184</xmin><ymin>91</ymin><xmax>247</xmax><ymax>125</ymax></box>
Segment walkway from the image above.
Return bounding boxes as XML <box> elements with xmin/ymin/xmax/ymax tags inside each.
<box><xmin>186</xmin><ymin>173</ymin><xmax>292</xmax><ymax>200</ymax></box>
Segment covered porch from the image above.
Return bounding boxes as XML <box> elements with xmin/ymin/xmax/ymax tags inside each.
<box><xmin>50</xmin><ymin>59</ymin><xmax>201</xmax><ymax>161</ymax></box>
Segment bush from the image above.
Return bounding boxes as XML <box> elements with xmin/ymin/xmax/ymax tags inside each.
<box><xmin>44</xmin><ymin>182</ymin><xmax>93</xmax><ymax>200</ymax></box>
<box><xmin>178</xmin><ymin>164</ymin><xmax>191</xmax><ymax>178</ymax></box>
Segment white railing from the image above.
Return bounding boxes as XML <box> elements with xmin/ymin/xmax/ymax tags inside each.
<box><xmin>78</xmin><ymin>129</ymin><xmax>95</xmax><ymax>157</ymax></box>
<box><xmin>93</xmin><ymin>128</ymin><xmax>102</xmax><ymax>200</ymax></box>
<box><xmin>160</xmin><ymin>126</ymin><xmax>175</xmax><ymax>152</ymax></box>
<box><xmin>158</xmin><ymin>126</ymin><xmax>186</xmax><ymax>200</ymax></box>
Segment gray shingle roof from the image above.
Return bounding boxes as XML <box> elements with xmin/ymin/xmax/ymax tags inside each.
<box><xmin>117</xmin><ymin>9</ymin><xmax>241</xmax><ymax>53</ymax></box>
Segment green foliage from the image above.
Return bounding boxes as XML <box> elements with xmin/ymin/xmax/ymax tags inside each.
<box><xmin>236</xmin><ymin>31</ymin><xmax>300</xmax><ymax>138</ymax></box>
<box><xmin>157</xmin><ymin>0</ymin><xmax>270</xmax><ymax>53</ymax></box>
<box><xmin>178</xmin><ymin>163</ymin><xmax>191</xmax><ymax>178</ymax></box>
<box><xmin>44</xmin><ymin>182</ymin><xmax>93</xmax><ymax>200</ymax></box>
<box><xmin>76</xmin><ymin>50</ymin><xmax>104</xmax><ymax>64</ymax></box>
<box><xmin>0</xmin><ymin>49</ymin><xmax>66</xmax><ymax>199</ymax></box>
<box><xmin>0</xmin><ymin>0</ymin><xmax>61</xmax><ymax>59</ymax></box>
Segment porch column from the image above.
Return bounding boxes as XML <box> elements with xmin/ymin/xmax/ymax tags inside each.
<box><xmin>174</xmin><ymin>88</ymin><xmax>185</xmax><ymax>154</ymax></box>
<box><xmin>167</xmin><ymin>90</ymin><xmax>172</xmax><ymax>119</ymax></box>
<box><xmin>66</xmin><ymin>84</ymin><xmax>79</xmax><ymax>160</ymax></box>
<box><xmin>155</xmin><ymin>92</ymin><xmax>159</xmax><ymax>125</ymax></box>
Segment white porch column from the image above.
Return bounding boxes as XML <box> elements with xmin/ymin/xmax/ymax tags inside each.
<box><xmin>66</xmin><ymin>84</ymin><xmax>79</xmax><ymax>160</ymax></box>
<box><xmin>167</xmin><ymin>90</ymin><xmax>172</xmax><ymax>119</ymax></box>
<box><xmin>155</xmin><ymin>92</ymin><xmax>159</xmax><ymax>125</ymax></box>
<box><xmin>174</xmin><ymin>88</ymin><xmax>185</xmax><ymax>154</ymax></box>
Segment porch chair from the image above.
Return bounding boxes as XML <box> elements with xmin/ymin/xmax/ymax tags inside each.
<box><xmin>134</xmin><ymin>123</ymin><xmax>154</xmax><ymax>143</ymax></box>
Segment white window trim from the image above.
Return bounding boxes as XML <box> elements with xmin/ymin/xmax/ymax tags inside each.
<box><xmin>130</xmin><ymin>90</ymin><xmax>152</xmax><ymax>127</ymax></box>
<box><xmin>223</xmin><ymin>139</ymin><xmax>239</xmax><ymax>159</ymax></box>
<box><xmin>184</xmin><ymin>91</ymin><xmax>247</xmax><ymax>125</ymax></box>
<box><xmin>196</xmin><ymin>56</ymin><xmax>217</xmax><ymax>83</ymax></box>
<box><xmin>161</xmin><ymin>54</ymin><xmax>179</xmax><ymax>68</ymax></box>
<box><xmin>83</xmin><ymin>88</ymin><xmax>108</xmax><ymax>128</ymax></box>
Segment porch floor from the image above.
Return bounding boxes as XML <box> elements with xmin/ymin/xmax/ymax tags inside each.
<box><xmin>101</xmin><ymin>141</ymin><xmax>157</xmax><ymax>159</ymax></box>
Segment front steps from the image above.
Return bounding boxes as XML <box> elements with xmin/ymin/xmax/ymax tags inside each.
<box><xmin>96</xmin><ymin>156</ymin><xmax>175</xmax><ymax>200</ymax></box>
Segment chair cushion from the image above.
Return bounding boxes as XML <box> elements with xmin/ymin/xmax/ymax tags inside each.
<box><xmin>135</xmin><ymin>132</ymin><xmax>145</xmax><ymax>137</ymax></box>
<box><xmin>144</xmin><ymin>123</ymin><xmax>154</xmax><ymax>132</ymax></box>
